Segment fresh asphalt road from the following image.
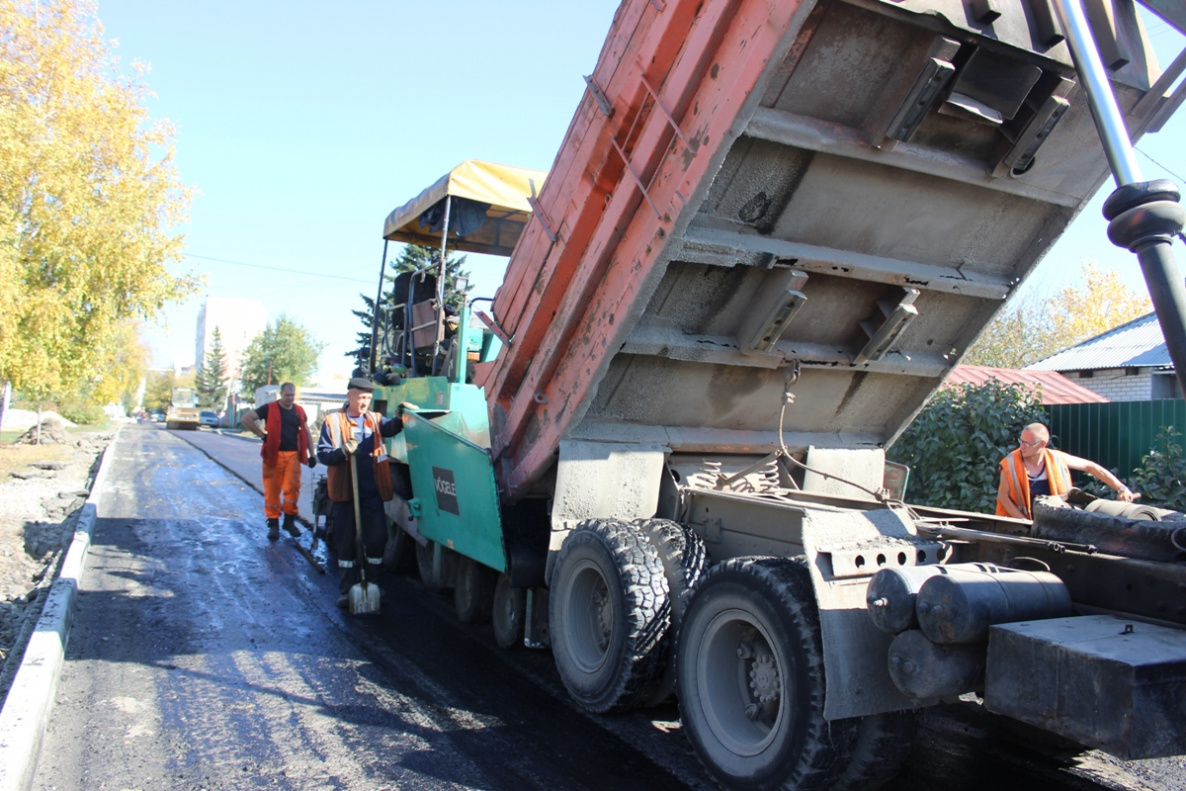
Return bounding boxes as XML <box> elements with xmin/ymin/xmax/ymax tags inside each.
<box><xmin>29</xmin><ymin>423</ymin><xmax>1185</xmax><ymax>790</ymax></box>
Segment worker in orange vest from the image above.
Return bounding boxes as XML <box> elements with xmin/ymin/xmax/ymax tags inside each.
<box><xmin>317</xmin><ymin>377</ymin><xmax>404</xmax><ymax>609</ymax></box>
<box><xmin>996</xmin><ymin>422</ymin><xmax>1135</xmax><ymax>520</ymax></box>
<box><xmin>241</xmin><ymin>382</ymin><xmax>317</xmax><ymax>539</ymax></box>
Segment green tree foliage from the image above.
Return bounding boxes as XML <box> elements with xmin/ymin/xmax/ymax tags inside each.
<box><xmin>1131</xmin><ymin>427</ymin><xmax>1186</xmax><ymax>512</ymax></box>
<box><xmin>888</xmin><ymin>380</ymin><xmax>1048</xmax><ymax>512</ymax></box>
<box><xmin>196</xmin><ymin>327</ymin><xmax>229</xmax><ymax>408</ymax></box>
<box><xmin>966</xmin><ymin>263</ymin><xmax>1151</xmax><ymax>368</ymax></box>
<box><xmin>347</xmin><ymin>244</ymin><xmax>472</xmax><ymax>364</ymax></box>
<box><xmin>239</xmin><ymin>315</ymin><xmax>324</xmax><ymax>395</ymax></box>
<box><xmin>0</xmin><ymin>0</ymin><xmax>198</xmax><ymax>405</ymax></box>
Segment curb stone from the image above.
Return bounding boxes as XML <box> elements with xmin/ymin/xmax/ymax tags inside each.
<box><xmin>0</xmin><ymin>427</ymin><xmax>120</xmax><ymax>791</ymax></box>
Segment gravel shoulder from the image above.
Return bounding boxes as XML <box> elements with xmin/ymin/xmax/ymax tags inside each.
<box><xmin>0</xmin><ymin>422</ymin><xmax>116</xmax><ymax>703</ymax></box>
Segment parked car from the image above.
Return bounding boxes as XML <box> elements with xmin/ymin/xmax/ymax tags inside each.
<box><xmin>149</xmin><ymin>411</ymin><xmax>165</xmax><ymax>422</ymax></box>
<box><xmin>199</xmin><ymin>410</ymin><xmax>221</xmax><ymax>428</ymax></box>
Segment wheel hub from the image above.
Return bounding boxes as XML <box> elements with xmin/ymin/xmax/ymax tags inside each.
<box><xmin>748</xmin><ymin>652</ymin><xmax>780</xmax><ymax>704</ymax></box>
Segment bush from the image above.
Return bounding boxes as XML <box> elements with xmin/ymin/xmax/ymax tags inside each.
<box><xmin>57</xmin><ymin>400</ymin><xmax>107</xmax><ymax>426</ymax></box>
<box><xmin>1131</xmin><ymin>427</ymin><xmax>1186</xmax><ymax>511</ymax></box>
<box><xmin>888</xmin><ymin>380</ymin><xmax>1047</xmax><ymax>512</ymax></box>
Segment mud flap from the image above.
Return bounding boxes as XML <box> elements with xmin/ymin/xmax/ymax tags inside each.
<box><xmin>801</xmin><ymin>506</ymin><xmax>944</xmax><ymax>719</ymax></box>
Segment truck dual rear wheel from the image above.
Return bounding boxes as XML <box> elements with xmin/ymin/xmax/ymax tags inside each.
<box><xmin>636</xmin><ymin>518</ymin><xmax>707</xmax><ymax>706</ymax></box>
<box><xmin>549</xmin><ymin>519</ymin><xmax>670</xmax><ymax>714</ymax></box>
<box><xmin>677</xmin><ymin>556</ymin><xmax>857</xmax><ymax>791</ymax></box>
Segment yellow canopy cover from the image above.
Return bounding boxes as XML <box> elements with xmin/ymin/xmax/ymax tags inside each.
<box><xmin>382</xmin><ymin>160</ymin><xmax>547</xmax><ymax>257</ymax></box>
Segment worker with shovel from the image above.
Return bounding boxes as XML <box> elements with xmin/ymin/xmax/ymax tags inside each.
<box><xmin>317</xmin><ymin>377</ymin><xmax>404</xmax><ymax>611</ymax></box>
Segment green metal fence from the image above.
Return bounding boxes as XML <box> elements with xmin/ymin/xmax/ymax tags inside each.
<box><xmin>1046</xmin><ymin>400</ymin><xmax>1185</xmax><ymax>479</ymax></box>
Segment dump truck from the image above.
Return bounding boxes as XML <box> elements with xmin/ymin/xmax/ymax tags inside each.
<box><xmin>165</xmin><ymin>387</ymin><xmax>200</xmax><ymax>431</ymax></box>
<box><xmin>363</xmin><ymin>0</ymin><xmax>1186</xmax><ymax>788</ymax></box>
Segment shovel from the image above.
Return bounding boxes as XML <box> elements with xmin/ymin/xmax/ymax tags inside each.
<box><xmin>348</xmin><ymin>450</ymin><xmax>381</xmax><ymax>615</ymax></box>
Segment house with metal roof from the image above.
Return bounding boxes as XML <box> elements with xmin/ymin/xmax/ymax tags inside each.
<box><xmin>945</xmin><ymin>365</ymin><xmax>1108</xmax><ymax>405</ymax></box>
<box><xmin>1025</xmin><ymin>312</ymin><xmax>1180</xmax><ymax>402</ymax></box>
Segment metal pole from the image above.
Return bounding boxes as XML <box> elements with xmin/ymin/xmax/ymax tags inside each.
<box><xmin>1050</xmin><ymin>0</ymin><xmax>1141</xmax><ymax>186</ymax></box>
<box><xmin>1051</xmin><ymin>0</ymin><xmax>1186</xmax><ymax>397</ymax></box>
<box><xmin>369</xmin><ymin>239</ymin><xmax>389</xmax><ymax>375</ymax></box>
<box><xmin>433</xmin><ymin>196</ymin><xmax>452</xmax><ymax>369</ymax></box>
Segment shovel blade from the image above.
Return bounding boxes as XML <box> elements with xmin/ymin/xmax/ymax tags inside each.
<box><xmin>349</xmin><ymin>581</ymin><xmax>381</xmax><ymax>615</ymax></box>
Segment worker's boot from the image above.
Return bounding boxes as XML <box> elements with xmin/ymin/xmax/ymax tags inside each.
<box><xmin>266</xmin><ymin>518</ymin><xmax>280</xmax><ymax>540</ymax></box>
<box><xmin>282</xmin><ymin>513</ymin><xmax>300</xmax><ymax>537</ymax></box>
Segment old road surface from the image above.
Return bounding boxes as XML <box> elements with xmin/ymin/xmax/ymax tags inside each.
<box><xmin>28</xmin><ymin>422</ymin><xmax>1186</xmax><ymax>790</ymax></box>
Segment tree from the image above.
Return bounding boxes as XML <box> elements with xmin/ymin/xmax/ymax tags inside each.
<box><xmin>196</xmin><ymin>327</ymin><xmax>229</xmax><ymax>409</ymax></box>
<box><xmin>346</xmin><ymin>244</ymin><xmax>472</xmax><ymax>365</ymax></box>
<box><xmin>239</xmin><ymin>315</ymin><xmax>324</xmax><ymax>395</ymax></box>
<box><xmin>965</xmin><ymin>263</ymin><xmax>1151</xmax><ymax>368</ymax></box>
<box><xmin>142</xmin><ymin>368</ymin><xmax>195</xmax><ymax>413</ymax></box>
<box><xmin>89</xmin><ymin>319</ymin><xmax>149</xmax><ymax>408</ymax></box>
<box><xmin>0</xmin><ymin>0</ymin><xmax>197</xmax><ymax>431</ymax></box>
<box><xmin>888</xmin><ymin>379</ymin><xmax>1048</xmax><ymax>512</ymax></box>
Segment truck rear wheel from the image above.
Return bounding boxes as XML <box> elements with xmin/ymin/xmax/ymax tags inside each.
<box><xmin>677</xmin><ymin>556</ymin><xmax>857</xmax><ymax>791</ymax></box>
<box><xmin>637</xmin><ymin>518</ymin><xmax>707</xmax><ymax>706</ymax></box>
<box><xmin>549</xmin><ymin>519</ymin><xmax>670</xmax><ymax>714</ymax></box>
<box><xmin>492</xmin><ymin>573</ymin><xmax>525</xmax><ymax>649</ymax></box>
<box><xmin>454</xmin><ymin>555</ymin><xmax>496</xmax><ymax>623</ymax></box>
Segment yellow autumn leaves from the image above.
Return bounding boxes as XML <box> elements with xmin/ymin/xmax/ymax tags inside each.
<box><xmin>0</xmin><ymin>0</ymin><xmax>198</xmax><ymax>402</ymax></box>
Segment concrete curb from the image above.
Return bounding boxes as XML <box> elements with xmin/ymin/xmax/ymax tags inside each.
<box><xmin>0</xmin><ymin>427</ymin><xmax>121</xmax><ymax>791</ymax></box>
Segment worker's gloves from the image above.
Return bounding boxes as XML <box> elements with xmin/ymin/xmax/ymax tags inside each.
<box><xmin>343</xmin><ymin>437</ymin><xmax>360</xmax><ymax>456</ymax></box>
<box><xmin>307</xmin><ymin>455</ymin><xmax>317</xmax><ymax>469</ymax></box>
<box><xmin>398</xmin><ymin>402</ymin><xmax>419</xmax><ymax>415</ymax></box>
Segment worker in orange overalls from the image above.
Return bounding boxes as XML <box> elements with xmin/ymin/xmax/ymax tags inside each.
<box><xmin>996</xmin><ymin>422</ymin><xmax>1135</xmax><ymax>520</ymax></box>
<box><xmin>241</xmin><ymin>382</ymin><xmax>317</xmax><ymax>539</ymax></box>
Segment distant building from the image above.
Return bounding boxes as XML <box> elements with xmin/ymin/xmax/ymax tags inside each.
<box><xmin>195</xmin><ymin>296</ymin><xmax>266</xmax><ymax>387</ymax></box>
<box><xmin>1026</xmin><ymin>312</ymin><xmax>1180</xmax><ymax>401</ymax></box>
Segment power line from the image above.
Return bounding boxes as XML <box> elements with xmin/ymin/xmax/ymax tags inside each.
<box><xmin>184</xmin><ymin>253</ymin><xmax>374</xmax><ymax>284</ymax></box>
<box><xmin>1135</xmin><ymin>147</ymin><xmax>1185</xmax><ymax>183</ymax></box>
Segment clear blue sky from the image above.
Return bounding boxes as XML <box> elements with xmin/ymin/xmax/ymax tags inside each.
<box><xmin>95</xmin><ymin>1</ymin><xmax>1186</xmax><ymax>384</ymax></box>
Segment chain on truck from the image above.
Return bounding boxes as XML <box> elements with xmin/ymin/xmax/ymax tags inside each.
<box><xmin>351</xmin><ymin>0</ymin><xmax>1186</xmax><ymax>788</ymax></box>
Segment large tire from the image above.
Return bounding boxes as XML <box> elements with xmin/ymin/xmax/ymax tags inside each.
<box><xmin>382</xmin><ymin>523</ymin><xmax>416</xmax><ymax>573</ymax></box>
<box><xmin>677</xmin><ymin>556</ymin><xmax>858</xmax><ymax>791</ymax></box>
<box><xmin>492</xmin><ymin>573</ymin><xmax>525</xmax><ymax>650</ymax></box>
<box><xmin>636</xmin><ymin>518</ymin><xmax>708</xmax><ymax>706</ymax></box>
<box><xmin>834</xmin><ymin>711</ymin><xmax>919</xmax><ymax>791</ymax></box>
<box><xmin>417</xmin><ymin>539</ymin><xmax>438</xmax><ymax>589</ymax></box>
<box><xmin>454</xmin><ymin>555</ymin><xmax>496</xmax><ymax>623</ymax></box>
<box><xmin>549</xmin><ymin>519</ymin><xmax>670</xmax><ymax>714</ymax></box>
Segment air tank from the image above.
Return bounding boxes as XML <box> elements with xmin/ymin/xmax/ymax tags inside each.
<box><xmin>915</xmin><ymin>563</ymin><xmax>1073</xmax><ymax>644</ymax></box>
<box><xmin>865</xmin><ymin>565</ymin><xmax>946</xmax><ymax>634</ymax></box>
<box><xmin>887</xmin><ymin>629</ymin><xmax>985</xmax><ymax>700</ymax></box>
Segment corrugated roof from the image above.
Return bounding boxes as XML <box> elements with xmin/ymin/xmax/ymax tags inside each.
<box><xmin>1025</xmin><ymin>312</ymin><xmax>1171</xmax><ymax>371</ymax></box>
<box><xmin>945</xmin><ymin>365</ymin><xmax>1110</xmax><ymax>404</ymax></box>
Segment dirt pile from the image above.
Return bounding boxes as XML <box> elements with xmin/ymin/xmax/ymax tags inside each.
<box><xmin>0</xmin><ymin>429</ymin><xmax>113</xmax><ymax>700</ymax></box>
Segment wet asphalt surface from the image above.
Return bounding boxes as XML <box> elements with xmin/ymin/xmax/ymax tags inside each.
<box><xmin>31</xmin><ymin>423</ymin><xmax>1186</xmax><ymax>790</ymax></box>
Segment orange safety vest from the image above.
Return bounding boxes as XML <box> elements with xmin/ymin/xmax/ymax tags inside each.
<box><xmin>324</xmin><ymin>410</ymin><xmax>394</xmax><ymax>503</ymax></box>
<box><xmin>259</xmin><ymin>400</ymin><xmax>310</xmax><ymax>467</ymax></box>
<box><xmin>996</xmin><ymin>448</ymin><xmax>1071</xmax><ymax>519</ymax></box>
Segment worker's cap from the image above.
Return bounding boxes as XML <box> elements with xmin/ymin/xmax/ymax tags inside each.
<box><xmin>347</xmin><ymin>377</ymin><xmax>375</xmax><ymax>392</ymax></box>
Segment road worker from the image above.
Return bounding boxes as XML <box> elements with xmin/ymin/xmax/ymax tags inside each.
<box><xmin>317</xmin><ymin>377</ymin><xmax>403</xmax><ymax>609</ymax></box>
<box><xmin>996</xmin><ymin>422</ymin><xmax>1136</xmax><ymax>520</ymax></box>
<box><xmin>240</xmin><ymin>382</ymin><xmax>317</xmax><ymax>540</ymax></box>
